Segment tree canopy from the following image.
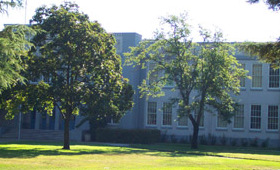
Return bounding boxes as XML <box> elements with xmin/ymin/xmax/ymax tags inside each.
<box><xmin>0</xmin><ymin>25</ymin><xmax>34</xmax><ymax>93</ymax></box>
<box><xmin>248</xmin><ymin>0</ymin><xmax>280</xmax><ymax>10</ymax></box>
<box><xmin>0</xmin><ymin>0</ymin><xmax>23</xmax><ymax>14</ymax></box>
<box><xmin>125</xmin><ymin>14</ymin><xmax>247</xmax><ymax>149</ymax></box>
<box><xmin>0</xmin><ymin>2</ymin><xmax>133</xmax><ymax>149</ymax></box>
<box><xmin>241</xmin><ymin>0</ymin><xmax>280</xmax><ymax>68</ymax></box>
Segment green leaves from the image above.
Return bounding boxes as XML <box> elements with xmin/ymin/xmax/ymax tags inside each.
<box><xmin>238</xmin><ymin>42</ymin><xmax>280</xmax><ymax>68</ymax></box>
<box><xmin>0</xmin><ymin>25</ymin><xmax>35</xmax><ymax>93</ymax></box>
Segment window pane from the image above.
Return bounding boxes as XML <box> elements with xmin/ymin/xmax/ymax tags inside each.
<box><xmin>217</xmin><ymin>113</ymin><xmax>228</xmax><ymax>128</ymax></box>
<box><xmin>240</xmin><ymin>64</ymin><xmax>245</xmax><ymax>87</ymax></box>
<box><xmin>251</xmin><ymin>105</ymin><xmax>261</xmax><ymax>129</ymax></box>
<box><xmin>163</xmin><ymin>103</ymin><xmax>172</xmax><ymax>126</ymax></box>
<box><xmin>269</xmin><ymin>65</ymin><xmax>279</xmax><ymax>88</ymax></box>
<box><xmin>147</xmin><ymin>102</ymin><xmax>157</xmax><ymax>125</ymax></box>
<box><xmin>234</xmin><ymin>104</ymin><xmax>244</xmax><ymax>129</ymax></box>
<box><xmin>252</xmin><ymin>64</ymin><xmax>262</xmax><ymax>88</ymax></box>
<box><xmin>268</xmin><ymin>105</ymin><xmax>278</xmax><ymax>130</ymax></box>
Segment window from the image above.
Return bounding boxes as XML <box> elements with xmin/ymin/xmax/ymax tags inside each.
<box><xmin>148</xmin><ymin>63</ymin><xmax>158</xmax><ymax>85</ymax></box>
<box><xmin>147</xmin><ymin>102</ymin><xmax>157</xmax><ymax>125</ymax></box>
<box><xmin>217</xmin><ymin>113</ymin><xmax>227</xmax><ymax>128</ymax></box>
<box><xmin>240</xmin><ymin>64</ymin><xmax>245</xmax><ymax>88</ymax></box>
<box><xmin>251</xmin><ymin>105</ymin><xmax>261</xmax><ymax>129</ymax></box>
<box><xmin>268</xmin><ymin>105</ymin><xmax>279</xmax><ymax>130</ymax></box>
<box><xmin>252</xmin><ymin>64</ymin><xmax>262</xmax><ymax>88</ymax></box>
<box><xmin>162</xmin><ymin>102</ymin><xmax>172</xmax><ymax>126</ymax></box>
<box><xmin>234</xmin><ymin>104</ymin><xmax>244</xmax><ymax>129</ymax></box>
<box><xmin>269</xmin><ymin>65</ymin><xmax>279</xmax><ymax>88</ymax></box>
<box><xmin>178</xmin><ymin>115</ymin><xmax>188</xmax><ymax>127</ymax></box>
<box><xmin>194</xmin><ymin>110</ymin><xmax>204</xmax><ymax>127</ymax></box>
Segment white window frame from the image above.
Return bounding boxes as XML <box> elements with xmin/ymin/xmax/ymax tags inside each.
<box><xmin>233</xmin><ymin>104</ymin><xmax>244</xmax><ymax>130</ymax></box>
<box><xmin>216</xmin><ymin>113</ymin><xmax>228</xmax><ymax>129</ymax></box>
<box><xmin>267</xmin><ymin>105</ymin><xmax>279</xmax><ymax>131</ymax></box>
<box><xmin>177</xmin><ymin>115</ymin><xmax>188</xmax><ymax>128</ymax></box>
<box><xmin>147</xmin><ymin>102</ymin><xmax>157</xmax><ymax>126</ymax></box>
<box><xmin>162</xmin><ymin>102</ymin><xmax>172</xmax><ymax>127</ymax></box>
<box><xmin>252</xmin><ymin>64</ymin><xmax>262</xmax><ymax>88</ymax></box>
<box><xmin>240</xmin><ymin>63</ymin><xmax>246</xmax><ymax>88</ymax></box>
<box><xmin>250</xmin><ymin>105</ymin><xmax>261</xmax><ymax>130</ymax></box>
<box><xmin>268</xmin><ymin>65</ymin><xmax>280</xmax><ymax>89</ymax></box>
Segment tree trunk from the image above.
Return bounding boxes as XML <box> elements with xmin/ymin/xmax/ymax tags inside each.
<box><xmin>62</xmin><ymin>116</ymin><xmax>70</xmax><ymax>150</ymax></box>
<box><xmin>191</xmin><ymin>124</ymin><xmax>199</xmax><ymax>149</ymax></box>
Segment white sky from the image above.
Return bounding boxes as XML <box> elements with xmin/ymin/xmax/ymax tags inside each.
<box><xmin>1</xmin><ymin>0</ymin><xmax>279</xmax><ymax>42</ymax></box>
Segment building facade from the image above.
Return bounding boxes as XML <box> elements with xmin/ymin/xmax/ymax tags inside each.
<box><xmin>0</xmin><ymin>32</ymin><xmax>279</xmax><ymax>147</ymax></box>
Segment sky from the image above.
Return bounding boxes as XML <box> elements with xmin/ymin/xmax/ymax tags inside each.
<box><xmin>1</xmin><ymin>0</ymin><xmax>279</xmax><ymax>42</ymax></box>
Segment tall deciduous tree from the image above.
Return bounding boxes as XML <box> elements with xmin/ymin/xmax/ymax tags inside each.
<box><xmin>1</xmin><ymin>2</ymin><xmax>131</xmax><ymax>150</ymax></box>
<box><xmin>125</xmin><ymin>14</ymin><xmax>246</xmax><ymax>149</ymax></box>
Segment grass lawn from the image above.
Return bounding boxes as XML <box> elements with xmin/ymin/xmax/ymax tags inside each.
<box><xmin>0</xmin><ymin>141</ymin><xmax>279</xmax><ymax>169</ymax></box>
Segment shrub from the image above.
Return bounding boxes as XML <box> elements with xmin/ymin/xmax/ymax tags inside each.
<box><xmin>220</xmin><ymin>134</ymin><xmax>227</xmax><ymax>146</ymax></box>
<box><xmin>96</xmin><ymin>128</ymin><xmax>161</xmax><ymax>144</ymax></box>
<box><xmin>250</xmin><ymin>137</ymin><xmax>259</xmax><ymax>147</ymax></box>
<box><xmin>199</xmin><ymin>135</ymin><xmax>208</xmax><ymax>145</ymax></box>
<box><xmin>241</xmin><ymin>138</ymin><xmax>248</xmax><ymax>147</ymax></box>
<box><xmin>170</xmin><ymin>134</ymin><xmax>178</xmax><ymax>143</ymax></box>
<box><xmin>208</xmin><ymin>134</ymin><xmax>216</xmax><ymax>145</ymax></box>
<box><xmin>230</xmin><ymin>138</ymin><xmax>237</xmax><ymax>146</ymax></box>
<box><xmin>179</xmin><ymin>137</ymin><xmax>188</xmax><ymax>144</ymax></box>
<box><xmin>261</xmin><ymin>138</ymin><xmax>270</xmax><ymax>148</ymax></box>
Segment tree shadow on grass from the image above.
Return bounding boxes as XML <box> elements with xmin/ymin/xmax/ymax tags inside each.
<box><xmin>0</xmin><ymin>141</ymin><xmax>197</xmax><ymax>159</ymax></box>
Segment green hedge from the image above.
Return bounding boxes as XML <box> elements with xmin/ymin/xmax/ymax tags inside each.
<box><xmin>96</xmin><ymin>128</ymin><xmax>161</xmax><ymax>144</ymax></box>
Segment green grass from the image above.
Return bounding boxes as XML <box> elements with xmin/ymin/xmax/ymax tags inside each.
<box><xmin>0</xmin><ymin>141</ymin><xmax>279</xmax><ymax>169</ymax></box>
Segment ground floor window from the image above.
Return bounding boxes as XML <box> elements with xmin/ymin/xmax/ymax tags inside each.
<box><xmin>217</xmin><ymin>113</ymin><xmax>227</xmax><ymax>128</ymax></box>
<box><xmin>251</xmin><ymin>105</ymin><xmax>261</xmax><ymax>129</ymax></box>
<box><xmin>147</xmin><ymin>102</ymin><xmax>157</xmax><ymax>125</ymax></box>
<box><xmin>194</xmin><ymin>110</ymin><xmax>204</xmax><ymax>127</ymax></box>
<box><xmin>234</xmin><ymin>104</ymin><xmax>244</xmax><ymax>129</ymax></box>
<box><xmin>178</xmin><ymin>115</ymin><xmax>188</xmax><ymax>127</ymax></box>
<box><xmin>162</xmin><ymin>102</ymin><xmax>172</xmax><ymax>126</ymax></box>
<box><xmin>268</xmin><ymin>105</ymin><xmax>279</xmax><ymax>130</ymax></box>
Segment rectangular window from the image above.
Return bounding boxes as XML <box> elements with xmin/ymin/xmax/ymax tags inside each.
<box><xmin>269</xmin><ymin>65</ymin><xmax>279</xmax><ymax>88</ymax></box>
<box><xmin>240</xmin><ymin>64</ymin><xmax>245</xmax><ymax>88</ymax></box>
<box><xmin>234</xmin><ymin>104</ymin><xmax>244</xmax><ymax>129</ymax></box>
<box><xmin>268</xmin><ymin>105</ymin><xmax>279</xmax><ymax>130</ymax></box>
<box><xmin>194</xmin><ymin>110</ymin><xmax>204</xmax><ymax>127</ymax></box>
<box><xmin>178</xmin><ymin>115</ymin><xmax>188</xmax><ymax>127</ymax></box>
<box><xmin>148</xmin><ymin>63</ymin><xmax>158</xmax><ymax>85</ymax></box>
<box><xmin>217</xmin><ymin>113</ymin><xmax>227</xmax><ymax>128</ymax></box>
<box><xmin>162</xmin><ymin>102</ymin><xmax>172</xmax><ymax>126</ymax></box>
<box><xmin>147</xmin><ymin>102</ymin><xmax>157</xmax><ymax>125</ymax></box>
<box><xmin>252</xmin><ymin>64</ymin><xmax>262</xmax><ymax>88</ymax></box>
<box><xmin>251</xmin><ymin>105</ymin><xmax>261</xmax><ymax>129</ymax></box>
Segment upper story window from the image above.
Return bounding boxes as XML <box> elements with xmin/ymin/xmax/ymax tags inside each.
<box><xmin>240</xmin><ymin>64</ymin><xmax>245</xmax><ymax>88</ymax></box>
<box><xmin>252</xmin><ymin>64</ymin><xmax>262</xmax><ymax>88</ymax></box>
<box><xmin>269</xmin><ymin>65</ymin><xmax>279</xmax><ymax>88</ymax></box>
<box><xmin>148</xmin><ymin>63</ymin><xmax>158</xmax><ymax>85</ymax></box>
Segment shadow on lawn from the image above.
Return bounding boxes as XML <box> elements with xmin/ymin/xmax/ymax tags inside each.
<box><xmin>0</xmin><ymin>141</ymin><xmax>197</xmax><ymax>159</ymax></box>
